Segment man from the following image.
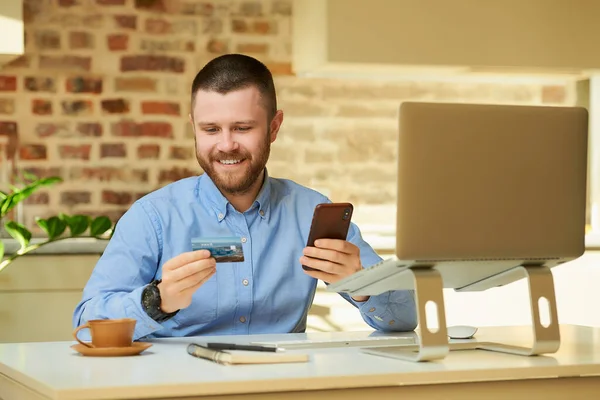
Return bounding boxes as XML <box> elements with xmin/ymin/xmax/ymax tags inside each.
<box><xmin>73</xmin><ymin>54</ymin><xmax>416</xmax><ymax>340</ymax></box>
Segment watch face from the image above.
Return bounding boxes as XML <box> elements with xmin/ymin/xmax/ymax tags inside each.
<box><xmin>142</xmin><ymin>284</ymin><xmax>159</xmax><ymax>311</ymax></box>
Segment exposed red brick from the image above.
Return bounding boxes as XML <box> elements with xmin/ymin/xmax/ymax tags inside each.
<box><xmin>266</xmin><ymin>62</ymin><xmax>293</xmax><ymax>75</ymax></box>
<box><xmin>70</xmin><ymin>167</ymin><xmax>148</xmax><ymax>182</ymax></box>
<box><xmin>58</xmin><ymin>0</ymin><xmax>77</xmax><ymax>6</ymax></box>
<box><xmin>120</xmin><ymin>55</ymin><xmax>184</xmax><ymax>73</ymax></box>
<box><xmin>61</xmin><ymin>191</ymin><xmax>91</xmax><ymax>206</ymax></box>
<box><xmin>25</xmin><ymin>77</ymin><xmax>56</xmax><ymax>92</ymax></box>
<box><xmin>19</xmin><ymin>144</ymin><xmax>47</xmax><ymax>160</ymax></box>
<box><xmin>207</xmin><ymin>39</ymin><xmax>229</xmax><ymax>53</ymax></box>
<box><xmin>169</xmin><ymin>146</ymin><xmax>193</xmax><ymax>160</ymax></box>
<box><xmin>272</xmin><ymin>0</ymin><xmax>291</xmax><ymax>15</ymax></box>
<box><xmin>137</xmin><ymin>144</ymin><xmax>160</xmax><ymax>159</ymax></box>
<box><xmin>24</xmin><ymin>192</ymin><xmax>49</xmax><ymax>205</ymax></box>
<box><xmin>0</xmin><ymin>76</ymin><xmax>17</xmax><ymax>91</ymax></box>
<box><xmin>542</xmin><ymin>85</ymin><xmax>567</xmax><ymax>104</ymax></box>
<box><xmin>35</xmin><ymin>30</ymin><xmax>61</xmax><ymax>49</ymax></box>
<box><xmin>145</xmin><ymin>18</ymin><xmax>171</xmax><ymax>34</ymax></box>
<box><xmin>59</xmin><ymin>144</ymin><xmax>92</xmax><ymax>160</ymax></box>
<box><xmin>236</xmin><ymin>43</ymin><xmax>269</xmax><ymax>54</ymax></box>
<box><xmin>101</xmin><ymin>98</ymin><xmax>129</xmax><ymax>114</ymax></box>
<box><xmin>77</xmin><ymin>122</ymin><xmax>103</xmax><ymax>137</ymax></box>
<box><xmin>135</xmin><ymin>0</ymin><xmax>167</xmax><ymax>12</ymax></box>
<box><xmin>232</xmin><ymin>19</ymin><xmax>247</xmax><ymax>33</ymax></box>
<box><xmin>32</xmin><ymin>99</ymin><xmax>52</xmax><ymax>115</ymax></box>
<box><xmin>40</xmin><ymin>56</ymin><xmax>91</xmax><ymax>72</ymax></box>
<box><xmin>141</xmin><ymin>101</ymin><xmax>180</xmax><ymax>115</ymax></box>
<box><xmin>83</xmin><ymin>14</ymin><xmax>105</xmax><ymax>28</ymax></box>
<box><xmin>112</xmin><ymin>121</ymin><xmax>173</xmax><ymax>138</ymax></box>
<box><xmin>108</xmin><ymin>34</ymin><xmax>128</xmax><ymax>50</ymax></box>
<box><xmin>100</xmin><ymin>143</ymin><xmax>127</xmax><ymax>158</ymax></box>
<box><xmin>0</xmin><ymin>99</ymin><xmax>15</xmax><ymax>114</ymax></box>
<box><xmin>35</xmin><ymin>122</ymin><xmax>71</xmax><ymax>137</ymax></box>
<box><xmin>23</xmin><ymin>167</ymin><xmax>63</xmax><ymax>179</ymax></box>
<box><xmin>97</xmin><ymin>0</ymin><xmax>125</xmax><ymax>5</ymax></box>
<box><xmin>102</xmin><ymin>190</ymin><xmax>132</xmax><ymax>205</ymax></box>
<box><xmin>69</xmin><ymin>31</ymin><xmax>95</xmax><ymax>49</ymax></box>
<box><xmin>0</xmin><ymin>121</ymin><xmax>17</xmax><ymax>135</ymax></box>
<box><xmin>66</xmin><ymin>77</ymin><xmax>102</xmax><ymax>94</ymax></box>
<box><xmin>114</xmin><ymin>77</ymin><xmax>156</xmax><ymax>92</ymax></box>
<box><xmin>180</xmin><ymin>2</ymin><xmax>213</xmax><ymax>15</ymax></box>
<box><xmin>61</xmin><ymin>100</ymin><xmax>93</xmax><ymax>115</ymax></box>
<box><xmin>4</xmin><ymin>56</ymin><xmax>30</xmax><ymax>69</ymax></box>
<box><xmin>254</xmin><ymin>21</ymin><xmax>276</xmax><ymax>34</ymax></box>
<box><xmin>238</xmin><ymin>2</ymin><xmax>262</xmax><ymax>16</ymax></box>
<box><xmin>159</xmin><ymin>167</ymin><xmax>198</xmax><ymax>183</ymax></box>
<box><xmin>114</xmin><ymin>15</ymin><xmax>137</xmax><ymax>29</ymax></box>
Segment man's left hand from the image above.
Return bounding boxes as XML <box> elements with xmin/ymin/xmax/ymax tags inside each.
<box><xmin>300</xmin><ymin>239</ymin><xmax>369</xmax><ymax>302</ymax></box>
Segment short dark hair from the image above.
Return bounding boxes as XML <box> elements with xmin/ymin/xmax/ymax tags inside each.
<box><xmin>190</xmin><ymin>54</ymin><xmax>277</xmax><ymax>120</ymax></box>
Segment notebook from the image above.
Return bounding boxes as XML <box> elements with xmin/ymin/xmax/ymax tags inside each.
<box><xmin>186</xmin><ymin>343</ymin><xmax>309</xmax><ymax>365</ymax></box>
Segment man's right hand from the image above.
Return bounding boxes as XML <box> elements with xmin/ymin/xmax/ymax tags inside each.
<box><xmin>157</xmin><ymin>250</ymin><xmax>216</xmax><ymax>313</ymax></box>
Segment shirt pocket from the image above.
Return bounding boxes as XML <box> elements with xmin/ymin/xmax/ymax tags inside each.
<box><xmin>171</xmin><ymin>274</ymin><xmax>218</xmax><ymax>327</ymax></box>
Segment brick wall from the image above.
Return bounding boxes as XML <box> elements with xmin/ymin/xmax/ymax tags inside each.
<box><xmin>0</xmin><ymin>0</ymin><xmax>579</xmax><ymax>233</ymax></box>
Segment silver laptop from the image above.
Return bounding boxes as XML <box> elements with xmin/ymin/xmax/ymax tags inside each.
<box><xmin>329</xmin><ymin>101</ymin><xmax>588</xmax><ymax>295</ymax></box>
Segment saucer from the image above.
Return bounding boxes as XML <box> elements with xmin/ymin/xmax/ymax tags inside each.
<box><xmin>71</xmin><ymin>342</ymin><xmax>152</xmax><ymax>357</ymax></box>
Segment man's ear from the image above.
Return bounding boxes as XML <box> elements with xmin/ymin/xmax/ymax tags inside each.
<box><xmin>269</xmin><ymin>110</ymin><xmax>284</xmax><ymax>143</ymax></box>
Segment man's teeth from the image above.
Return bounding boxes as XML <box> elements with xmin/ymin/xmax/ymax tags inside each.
<box><xmin>220</xmin><ymin>159</ymin><xmax>242</xmax><ymax>165</ymax></box>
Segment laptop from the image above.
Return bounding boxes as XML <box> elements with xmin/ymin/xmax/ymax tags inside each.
<box><xmin>329</xmin><ymin>101</ymin><xmax>588</xmax><ymax>295</ymax></box>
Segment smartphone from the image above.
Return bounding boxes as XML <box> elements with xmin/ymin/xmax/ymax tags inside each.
<box><xmin>302</xmin><ymin>202</ymin><xmax>354</xmax><ymax>271</ymax></box>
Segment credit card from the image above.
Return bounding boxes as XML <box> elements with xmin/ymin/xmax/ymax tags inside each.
<box><xmin>191</xmin><ymin>236</ymin><xmax>245</xmax><ymax>263</ymax></box>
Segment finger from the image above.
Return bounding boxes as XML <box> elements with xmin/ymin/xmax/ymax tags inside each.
<box><xmin>314</xmin><ymin>239</ymin><xmax>358</xmax><ymax>255</ymax></box>
<box><xmin>299</xmin><ymin>255</ymin><xmax>345</xmax><ymax>275</ymax></box>
<box><xmin>168</xmin><ymin>258</ymin><xmax>216</xmax><ymax>282</ymax></box>
<box><xmin>303</xmin><ymin>246</ymin><xmax>348</xmax><ymax>265</ymax></box>
<box><xmin>302</xmin><ymin>267</ymin><xmax>336</xmax><ymax>284</ymax></box>
<box><xmin>163</xmin><ymin>250</ymin><xmax>212</xmax><ymax>271</ymax></box>
<box><xmin>175</xmin><ymin>266</ymin><xmax>216</xmax><ymax>292</ymax></box>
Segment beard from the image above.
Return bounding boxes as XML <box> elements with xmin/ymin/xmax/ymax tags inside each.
<box><xmin>195</xmin><ymin>131</ymin><xmax>271</xmax><ymax>196</ymax></box>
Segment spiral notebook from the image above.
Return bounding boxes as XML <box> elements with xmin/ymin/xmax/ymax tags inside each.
<box><xmin>186</xmin><ymin>343</ymin><xmax>309</xmax><ymax>365</ymax></box>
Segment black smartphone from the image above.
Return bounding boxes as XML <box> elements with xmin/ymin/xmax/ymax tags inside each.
<box><xmin>302</xmin><ymin>202</ymin><xmax>354</xmax><ymax>271</ymax></box>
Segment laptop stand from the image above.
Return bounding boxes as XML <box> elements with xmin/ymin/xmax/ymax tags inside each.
<box><xmin>328</xmin><ymin>259</ymin><xmax>561</xmax><ymax>362</ymax></box>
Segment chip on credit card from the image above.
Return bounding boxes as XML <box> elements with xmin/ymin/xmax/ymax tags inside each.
<box><xmin>191</xmin><ymin>236</ymin><xmax>245</xmax><ymax>263</ymax></box>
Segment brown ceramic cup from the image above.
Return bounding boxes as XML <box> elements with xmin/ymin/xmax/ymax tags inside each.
<box><xmin>73</xmin><ymin>318</ymin><xmax>136</xmax><ymax>348</ymax></box>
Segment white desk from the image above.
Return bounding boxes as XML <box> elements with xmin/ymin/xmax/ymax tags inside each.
<box><xmin>1</xmin><ymin>325</ymin><xmax>599</xmax><ymax>400</ymax></box>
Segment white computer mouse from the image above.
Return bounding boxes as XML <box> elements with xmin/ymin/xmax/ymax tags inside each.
<box><xmin>447</xmin><ymin>325</ymin><xmax>478</xmax><ymax>339</ymax></box>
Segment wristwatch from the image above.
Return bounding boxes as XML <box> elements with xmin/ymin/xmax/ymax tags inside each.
<box><xmin>141</xmin><ymin>279</ymin><xmax>179</xmax><ymax>323</ymax></box>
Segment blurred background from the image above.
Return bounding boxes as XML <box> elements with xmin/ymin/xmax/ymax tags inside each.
<box><xmin>1</xmin><ymin>0</ymin><xmax>599</xmax><ymax>342</ymax></box>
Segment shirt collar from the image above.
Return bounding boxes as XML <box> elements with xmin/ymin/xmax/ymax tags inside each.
<box><xmin>196</xmin><ymin>169</ymin><xmax>272</xmax><ymax>222</ymax></box>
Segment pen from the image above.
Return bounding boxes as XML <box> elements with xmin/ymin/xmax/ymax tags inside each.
<box><xmin>205</xmin><ymin>342</ymin><xmax>279</xmax><ymax>352</ymax></box>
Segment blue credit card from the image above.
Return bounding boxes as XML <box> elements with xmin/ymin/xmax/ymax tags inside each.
<box><xmin>191</xmin><ymin>236</ymin><xmax>245</xmax><ymax>263</ymax></box>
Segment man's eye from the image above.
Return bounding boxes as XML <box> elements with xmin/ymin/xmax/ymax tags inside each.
<box><xmin>203</xmin><ymin>127</ymin><xmax>218</xmax><ymax>133</ymax></box>
<box><xmin>236</xmin><ymin>126</ymin><xmax>251</xmax><ymax>131</ymax></box>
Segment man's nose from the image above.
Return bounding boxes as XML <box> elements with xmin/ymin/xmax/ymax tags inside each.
<box><xmin>216</xmin><ymin>131</ymin><xmax>238</xmax><ymax>153</ymax></box>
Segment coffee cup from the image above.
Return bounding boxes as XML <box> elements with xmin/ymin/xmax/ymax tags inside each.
<box><xmin>73</xmin><ymin>318</ymin><xmax>136</xmax><ymax>348</ymax></box>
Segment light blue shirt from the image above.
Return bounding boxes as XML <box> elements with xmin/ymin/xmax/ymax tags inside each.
<box><xmin>73</xmin><ymin>172</ymin><xmax>416</xmax><ymax>340</ymax></box>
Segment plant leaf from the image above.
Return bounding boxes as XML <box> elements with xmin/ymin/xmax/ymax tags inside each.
<box><xmin>36</xmin><ymin>216</ymin><xmax>67</xmax><ymax>240</ymax></box>
<box><xmin>61</xmin><ymin>214</ymin><xmax>90</xmax><ymax>237</ymax></box>
<box><xmin>4</xmin><ymin>221</ymin><xmax>32</xmax><ymax>249</ymax></box>
<box><xmin>0</xmin><ymin>240</ymin><xmax>4</xmax><ymax>262</ymax></box>
<box><xmin>0</xmin><ymin>176</ymin><xmax>63</xmax><ymax>218</ymax></box>
<box><xmin>90</xmin><ymin>216</ymin><xmax>112</xmax><ymax>237</ymax></box>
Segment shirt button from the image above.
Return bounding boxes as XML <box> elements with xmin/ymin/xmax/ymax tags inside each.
<box><xmin>241</xmin><ymin>237</ymin><xmax>247</xmax><ymax>243</ymax></box>
<box><xmin>242</xmin><ymin>279</ymin><xmax>249</xmax><ymax>286</ymax></box>
<box><xmin>217</xmin><ymin>213</ymin><xmax>224</xmax><ymax>220</ymax></box>
<box><xmin>239</xmin><ymin>316</ymin><xmax>246</xmax><ymax>323</ymax></box>
<box><xmin>259</xmin><ymin>210</ymin><xmax>265</xmax><ymax>216</ymax></box>
<box><xmin>369</xmin><ymin>307</ymin><xmax>376</xmax><ymax>312</ymax></box>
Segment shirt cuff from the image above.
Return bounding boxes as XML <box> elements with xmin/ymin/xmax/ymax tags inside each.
<box><xmin>124</xmin><ymin>285</ymin><xmax>168</xmax><ymax>340</ymax></box>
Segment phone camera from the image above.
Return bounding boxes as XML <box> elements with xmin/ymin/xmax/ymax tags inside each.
<box><xmin>342</xmin><ymin>209</ymin><xmax>350</xmax><ymax>220</ymax></box>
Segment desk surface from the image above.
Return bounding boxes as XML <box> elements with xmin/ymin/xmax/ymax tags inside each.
<box><xmin>1</xmin><ymin>325</ymin><xmax>600</xmax><ymax>400</ymax></box>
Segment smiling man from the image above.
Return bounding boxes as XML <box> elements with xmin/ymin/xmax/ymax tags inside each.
<box><xmin>73</xmin><ymin>54</ymin><xmax>417</xmax><ymax>340</ymax></box>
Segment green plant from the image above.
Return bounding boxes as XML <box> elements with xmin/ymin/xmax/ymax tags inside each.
<box><xmin>0</xmin><ymin>172</ymin><xmax>114</xmax><ymax>274</ymax></box>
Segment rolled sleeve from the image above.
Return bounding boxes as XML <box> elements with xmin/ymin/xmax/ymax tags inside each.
<box><xmin>72</xmin><ymin>201</ymin><xmax>166</xmax><ymax>341</ymax></box>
